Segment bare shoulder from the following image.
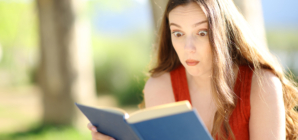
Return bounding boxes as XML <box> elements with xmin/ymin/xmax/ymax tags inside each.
<box><xmin>249</xmin><ymin>68</ymin><xmax>285</xmax><ymax>139</ymax></box>
<box><xmin>143</xmin><ymin>72</ymin><xmax>175</xmax><ymax>108</ymax></box>
<box><xmin>250</xmin><ymin>68</ymin><xmax>283</xmax><ymax>101</ymax></box>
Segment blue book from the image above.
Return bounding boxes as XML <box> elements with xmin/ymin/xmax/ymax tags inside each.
<box><xmin>75</xmin><ymin>101</ymin><xmax>213</xmax><ymax>140</ymax></box>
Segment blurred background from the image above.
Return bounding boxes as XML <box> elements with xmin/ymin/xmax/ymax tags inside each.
<box><xmin>0</xmin><ymin>0</ymin><xmax>297</xmax><ymax>139</ymax></box>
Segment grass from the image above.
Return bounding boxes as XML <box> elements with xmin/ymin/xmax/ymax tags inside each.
<box><xmin>0</xmin><ymin>86</ymin><xmax>94</xmax><ymax>140</ymax></box>
<box><xmin>0</xmin><ymin>86</ymin><xmax>139</xmax><ymax>140</ymax></box>
<box><xmin>0</xmin><ymin>125</ymin><xmax>92</xmax><ymax>140</ymax></box>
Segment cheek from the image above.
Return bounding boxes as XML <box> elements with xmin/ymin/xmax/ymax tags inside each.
<box><xmin>171</xmin><ymin>40</ymin><xmax>184</xmax><ymax>58</ymax></box>
<box><xmin>200</xmin><ymin>43</ymin><xmax>213</xmax><ymax>63</ymax></box>
<box><xmin>205</xmin><ymin>41</ymin><xmax>213</xmax><ymax>57</ymax></box>
<box><xmin>196</xmin><ymin>39</ymin><xmax>212</xmax><ymax>53</ymax></box>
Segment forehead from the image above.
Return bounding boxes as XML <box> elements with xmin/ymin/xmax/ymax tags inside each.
<box><xmin>168</xmin><ymin>2</ymin><xmax>207</xmax><ymax>25</ymax></box>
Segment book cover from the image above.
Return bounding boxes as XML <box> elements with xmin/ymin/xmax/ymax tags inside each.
<box><xmin>75</xmin><ymin>101</ymin><xmax>213</xmax><ymax>140</ymax></box>
<box><xmin>75</xmin><ymin>103</ymin><xmax>139</xmax><ymax>140</ymax></box>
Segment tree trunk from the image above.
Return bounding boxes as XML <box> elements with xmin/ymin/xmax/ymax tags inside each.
<box><xmin>36</xmin><ymin>0</ymin><xmax>96</xmax><ymax>126</ymax></box>
<box><xmin>149</xmin><ymin>0</ymin><xmax>168</xmax><ymax>32</ymax></box>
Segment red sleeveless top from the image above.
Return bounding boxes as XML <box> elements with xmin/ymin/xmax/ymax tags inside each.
<box><xmin>170</xmin><ymin>65</ymin><xmax>253</xmax><ymax>140</ymax></box>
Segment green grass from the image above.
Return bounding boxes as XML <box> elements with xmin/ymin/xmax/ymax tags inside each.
<box><xmin>0</xmin><ymin>125</ymin><xmax>92</xmax><ymax>140</ymax></box>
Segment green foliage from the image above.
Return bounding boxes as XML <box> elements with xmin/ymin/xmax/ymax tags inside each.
<box><xmin>284</xmin><ymin>69</ymin><xmax>298</xmax><ymax>113</ymax></box>
<box><xmin>92</xmin><ymin>31</ymin><xmax>152</xmax><ymax>106</ymax></box>
<box><xmin>114</xmin><ymin>74</ymin><xmax>146</xmax><ymax>106</ymax></box>
<box><xmin>0</xmin><ymin>125</ymin><xmax>91</xmax><ymax>140</ymax></box>
<box><xmin>267</xmin><ymin>29</ymin><xmax>298</xmax><ymax>50</ymax></box>
<box><xmin>0</xmin><ymin>1</ymin><xmax>38</xmax><ymax>86</ymax></box>
<box><xmin>0</xmin><ymin>1</ymin><xmax>37</xmax><ymax>52</ymax></box>
<box><xmin>94</xmin><ymin>61</ymin><xmax>146</xmax><ymax>106</ymax></box>
<box><xmin>88</xmin><ymin>0</ymin><xmax>153</xmax><ymax>105</ymax></box>
<box><xmin>0</xmin><ymin>2</ymin><xmax>25</xmax><ymax>46</ymax></box>
<box><xmin>0</xmin><ymin>0</ymin><xmax>153</xmax><ymax>106</ymax></box>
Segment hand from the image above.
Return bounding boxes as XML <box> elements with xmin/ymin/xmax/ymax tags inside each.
<box><xmin>87</xmin><ymin>122</ymin><xmax>116</xmax><ymax>140</ymax></box>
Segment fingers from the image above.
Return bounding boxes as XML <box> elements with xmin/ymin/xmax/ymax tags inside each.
<box><xmin>87</xmin><ymin>122</ymin><xmax>96</xmax><ymax>131</ymax></box>
<box><xmin>87</xmin><ymin>123</ymin><xmax>98</xmax><ymax>133</ymax></box>
<box><xmin>87</xmin><ymin>122</ymin><xmax>116</xmax><ymax>140</ymax></box>
<box><xmin>91</xmin><ymin>131</ymin><xmax>115</xmax><ymax>140</ymax></box>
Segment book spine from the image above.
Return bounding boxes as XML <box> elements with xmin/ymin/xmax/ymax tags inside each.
<box><xmin>123</xmin><ymin>118</ymin><xmax>143</xmax><ymax>140</ymax></box>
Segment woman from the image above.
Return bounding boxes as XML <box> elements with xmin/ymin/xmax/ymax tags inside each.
<box><xmin>88</xmin><ymin>0</ymin><xmax>298</xmax><ymax>139</ymax></box>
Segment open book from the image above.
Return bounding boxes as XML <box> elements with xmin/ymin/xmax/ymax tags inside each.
<box><xmin>75</xmin><ymin>101</ymin><xmax>213</xmax><ymax>140</ymax></box>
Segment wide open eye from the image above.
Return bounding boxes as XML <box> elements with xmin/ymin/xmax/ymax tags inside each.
<box><xmin>172</xmin><ymin>31</ymin><xmax>184</xmax><ymax>37</ymax></box>
<box><xmin>198</xmin><ymin>30</ymin><xmax>208</xmax><ymax>36</ymax></box>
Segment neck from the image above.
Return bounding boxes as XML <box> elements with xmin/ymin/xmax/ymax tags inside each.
<box><xmin>186</xmin><ymin>64</ymin><xmax>238</xmax><ymax>95</ymax></box>
<box><xmin>186</xmin><ymin>71</ymin><xmax>213</xmax><ymax>95</ymax></box>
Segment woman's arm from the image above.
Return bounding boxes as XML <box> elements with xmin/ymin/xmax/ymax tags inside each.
<box><xmin>249</xmin><ymin>69</ymin><xmax>285</xmax><ymax>140</ymax></box>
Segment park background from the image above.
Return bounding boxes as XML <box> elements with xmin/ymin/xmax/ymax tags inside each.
<box><xmin>0</xmin><ymin>0</ymin><xmax>297</xmax><ymax>139</ymax></box>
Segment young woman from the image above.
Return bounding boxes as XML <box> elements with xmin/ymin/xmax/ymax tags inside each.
<box><xmin>88</xmin><ymin>0</ymin><xmax>298</xmax><ymax>139</ymax></box>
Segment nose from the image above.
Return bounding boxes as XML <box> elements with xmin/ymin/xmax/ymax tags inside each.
<box><xmin>184</xmin><ymin>36</ymin><xmax>196</xmax><ymax>53</ymax></box>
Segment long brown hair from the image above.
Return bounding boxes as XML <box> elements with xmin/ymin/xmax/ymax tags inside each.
<box><xmin>149</xmin><ymin>0</ymin><xmax>298</xmax><ymax>139</ymax></box>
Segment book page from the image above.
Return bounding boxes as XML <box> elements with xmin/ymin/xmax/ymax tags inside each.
<box><xmin>126</xmin><ymin>101</ymin><xmax>192</xmax><ymax>123</ymax></box>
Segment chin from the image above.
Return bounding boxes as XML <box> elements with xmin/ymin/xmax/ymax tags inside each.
<box><xmin>183</xmin><ymin>64</ymin><xmax>212</xmax><ymax>77</ymax></box>
<box><xmin>184</xmin><ymin>65</ymin><xmax>202</xmax><ymax>76</ymax></box>
<box><xmin>187</xmin><ymin>69</ymin><xmax>202</xmax><ymax>77</ymax></box>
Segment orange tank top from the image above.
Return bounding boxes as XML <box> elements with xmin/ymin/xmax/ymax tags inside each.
<box><xmin>170</xmin><ymin>65</ymin><xmax>253</xmax><ymax>140</ymax></box>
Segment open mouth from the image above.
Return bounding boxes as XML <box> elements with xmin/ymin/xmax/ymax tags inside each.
<box><xmin>186</xmin><ymin>59</ymin><xmax>200</xmax><ymax>66</ymax></box>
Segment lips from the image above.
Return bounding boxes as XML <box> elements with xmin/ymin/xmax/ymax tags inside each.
<box><xmin>186</xmin><ymin>59</ymin><xmax>199</xmax><ymax>66</ymax></box>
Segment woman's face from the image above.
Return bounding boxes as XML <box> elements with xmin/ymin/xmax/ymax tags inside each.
<box><xmin>169</xmin><ymin>2</ymin><xmax>213</xmax><ymax>77</ymax></box>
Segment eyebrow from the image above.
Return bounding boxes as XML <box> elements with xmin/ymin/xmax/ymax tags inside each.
<box><xmin>169</xmin><ymin>20</ymin><xmax>208</xmax><ymax>28</ymax></box>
